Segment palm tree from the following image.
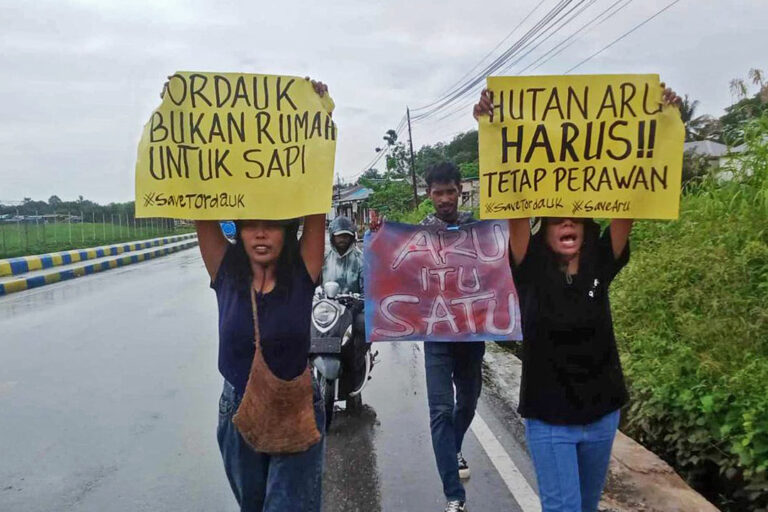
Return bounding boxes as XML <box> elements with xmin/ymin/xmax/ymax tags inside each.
<box><xmin>730</xmin><ymin>79</ymin><xmax>748</xmax><ymax>102</ymax></box>
<box><xmin>680</xmin><ymin>95</ymin><xmax>710</xmax><ymax>141</ymax></box>
<box><xmin>748</xmin><ymin>68</ymin><xmax>765</xmax><ymax>88</ymax></box>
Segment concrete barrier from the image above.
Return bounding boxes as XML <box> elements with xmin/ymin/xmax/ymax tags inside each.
<box><xmin>0</xmin><ymin>233</ymin><xmax>197</xmax><ymax>277</ymax></box>
<box><xmin>0</xmin><ymin>239</ymin><xmax>198</xmax><ymax>297</ymax></box>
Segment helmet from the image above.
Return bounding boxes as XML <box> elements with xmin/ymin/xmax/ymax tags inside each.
<box><xmin>328</xmin><ymin>216</ymin><xmax>356</xmax><ymax>238</ymax></box>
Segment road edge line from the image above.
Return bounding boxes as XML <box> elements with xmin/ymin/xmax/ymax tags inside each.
<box><xmin>471</xmin><ymin>413</ymin><xmax>541</xmax><ymax>512</ymax></box>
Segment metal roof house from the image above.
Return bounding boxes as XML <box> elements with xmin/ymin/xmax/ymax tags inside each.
<box><xmin>331</xmin><ymin>185</ymin><xmax>373</xmax><ymax>232</ymax></box>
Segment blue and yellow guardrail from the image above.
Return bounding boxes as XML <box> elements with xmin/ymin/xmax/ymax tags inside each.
<box><xmin>0</xmin><ymin>233</ymin><xmax>196</xmax><ymax>278</ymax></box>
<box><xmin>0</xmin><ymin>239</ymin><xmax>198</xmax><ymax>297</ymax></box>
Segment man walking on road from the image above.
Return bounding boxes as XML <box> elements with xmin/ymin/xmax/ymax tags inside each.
<box><xmin>421</xmin><ymin>162</ymin><xmax>483</xmax><ymax>512</ymax></box>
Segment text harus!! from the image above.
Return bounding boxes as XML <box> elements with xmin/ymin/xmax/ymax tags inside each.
<box><xmin>500</xmin><ymin>119</ymin><xmax>659</xmax><ymax>165</ymax></box>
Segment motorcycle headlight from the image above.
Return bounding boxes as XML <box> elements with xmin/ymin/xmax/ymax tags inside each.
<box><xmin>312</xmin><ymin>300</ymin><xmax>339</xmax><ymax>328</ymax></box>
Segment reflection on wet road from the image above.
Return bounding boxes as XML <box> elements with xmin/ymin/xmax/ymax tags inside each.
<box><xmin>0</xmin><ymin>250</ymin><xmax>536</xmax><ymax>511</ymax></box>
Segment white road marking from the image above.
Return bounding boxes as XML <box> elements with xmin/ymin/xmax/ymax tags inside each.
<box><xmin>471</xmin><ymin>413</ymin><xmax>541</xmax><ymax>512</ymax></box>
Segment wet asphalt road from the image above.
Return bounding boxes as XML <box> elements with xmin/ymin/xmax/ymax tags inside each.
<box><xmin>0</xmin><ymin>249</ymin><xmax>537</xmax><ymax>512</ymax></box>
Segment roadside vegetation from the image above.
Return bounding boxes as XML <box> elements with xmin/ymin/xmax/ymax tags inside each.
<box><xmin>0</xmin><ymin>221</ymin><xmax>190</xmax><ymax>260</ymax></box>
<box><xmin>614</xmin><ymin>114</ymin><xmax>768</xmax><ymax>511</ymax></box>
<box><xmin>0</xmin><ymin>196</ymin><xmax>191</xmax><ymax>259</ymax></box>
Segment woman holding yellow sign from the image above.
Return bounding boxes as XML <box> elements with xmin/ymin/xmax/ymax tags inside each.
<box><xmin>193</xmin><ymin>80</ymin><xmax>330</xmax><ymax>512</ymax></box>
<box><xmin>474</xmin><ymin>84</ymin><xmax>681</xmax><ymax>512</ymax></box>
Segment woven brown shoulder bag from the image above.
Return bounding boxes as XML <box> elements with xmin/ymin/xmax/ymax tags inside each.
<box><xmin>232</xmin><ymin>288</ymin><xmax>322</xmax><ymax>454</ymax></box>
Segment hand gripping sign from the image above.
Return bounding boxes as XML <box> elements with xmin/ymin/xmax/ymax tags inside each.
<box><xmin>135</xmin><ymin>71</ymin><xmax>337</xmax><ymax>220</ymax></box>
<box><xmin>364</xmin><ymin>221</ymin><xmax>522</xmax><ymax>342</ymax></box>
<box><xmin>479</xmin><ymin>74</ymin><xmax>684</xmax><ymax>220</ymax></box>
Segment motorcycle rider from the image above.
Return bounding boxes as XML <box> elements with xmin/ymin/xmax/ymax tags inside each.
<box><xmin>322</xmin><ymin>216</ymin><xmax>364</xmax><ymax>294</ymax></box>
<box><xmin>321</xmin><ymin>216</ymin><xmax>367</xmax><ymax>406</ymax></box>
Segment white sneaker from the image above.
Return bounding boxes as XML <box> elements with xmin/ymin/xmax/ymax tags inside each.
<box><xmin>444</xmin><ymin>500</ymin><xmax>467</xmax><ymax>512</ymax></box>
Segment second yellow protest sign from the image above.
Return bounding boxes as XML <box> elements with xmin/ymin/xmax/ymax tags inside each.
<box><xmin>135</xmin><ymin>72</ymin><xmax>337</xmax><ymax>220</ymax></box>
<box><xmin>479</xmin><ymin>74</ymin><xmax>684</xmax><ymax>220</ymax></box>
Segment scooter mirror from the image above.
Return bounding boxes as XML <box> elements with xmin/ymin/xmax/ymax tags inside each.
<box><xmin>323</xmin><ymin>281</ymin><xmax>340</xmax><ymax>299</ymax></box>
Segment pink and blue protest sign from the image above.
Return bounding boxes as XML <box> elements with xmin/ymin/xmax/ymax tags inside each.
<box><xmin>364</xmin><ymin>220</ymin><xmax>522</xmax><ymax>342</ymax></box>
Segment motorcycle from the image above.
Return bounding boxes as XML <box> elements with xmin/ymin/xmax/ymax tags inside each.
<box><xmin>310</xmin><ymin>281</ymin><xmax>377</xmax><ymax>429</ymax></box>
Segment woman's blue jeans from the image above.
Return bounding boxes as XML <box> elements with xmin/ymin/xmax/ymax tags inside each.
<box><xmin>525</xmin><ymin>409</ymin><xmax>620</xmax><ymax>512</ymax></box>
<box><xmin>217</xmin><ymin>380</ymin><xmax>325</xmax><ymax>512</ymax></box>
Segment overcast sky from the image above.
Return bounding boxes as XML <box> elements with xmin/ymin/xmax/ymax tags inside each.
<box><xmin>1</xmin><ymin>0</ymin><xmax>766</xmax><ymax>204</ymax></box>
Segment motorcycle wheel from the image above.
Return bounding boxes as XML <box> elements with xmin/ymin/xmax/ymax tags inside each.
<box><xmin>319</xmin><ymin>376</ymin><xmax>335</xmax><ymax>430</ymax></box>
<box><xmin>346</xmin><ymin>393</ymin><xmax>363</xmax><ymax>413</ymax></box>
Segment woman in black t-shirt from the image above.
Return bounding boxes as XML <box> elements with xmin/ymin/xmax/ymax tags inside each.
<box><xmin>508</xmin><ymin>216</ymin><xmax>631</xmax><ymax>512</ymax></box>
<box><xmin>473</xmin><ymin>87</ymin><xmax>681</xmax><ymax>512</ymax></box>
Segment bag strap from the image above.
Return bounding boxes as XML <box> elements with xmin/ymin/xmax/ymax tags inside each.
<box><xmin>250</xmin><ymin>287</ymin><xmax>262</xmax><ymax>353</ymax></box>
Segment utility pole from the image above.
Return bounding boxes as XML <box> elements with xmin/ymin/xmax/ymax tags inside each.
<box><xmin>406</xmin><ymin>107</ymin><xmax>418</xmax><ymax>207</ymax></box>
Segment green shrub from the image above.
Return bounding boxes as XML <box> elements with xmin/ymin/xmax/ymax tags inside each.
<box><xmin>388</xmin><ymin>199</ymin><xmax>435</xmax><ymax>224</ymax></box>
<box><xmin>614</xmin><ymin>116</ymin><xmax>768</xmax><ymax>510</ymax></box>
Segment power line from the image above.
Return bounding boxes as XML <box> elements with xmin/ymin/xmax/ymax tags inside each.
<box><xmin>411</xmin><ymin>0</ymin><xmax>577</xmax><ymax>117</ymax></box>
<box><xmin>414</xmin><ymin>0</ymin><xmax>598</xmax><ymax>123</ymax></box>
<box><xmin>359</xmin><ymin>0</ymin><xmax>682</xmax><ymax>176</ymax></box>
<box><xmin>496</xmin><ymin>0</ymin><xmax>601</xmax><ymax>75</ymax></box>
<box><xmin>524</xmin><ymin>0</ymin><xmax>634</xmax><ymax>73</ymax></box>
<box><xmin>412</xmin><ymin>0</ymin><xmax>611</xmax><ymax>121</ymax></box>
<box><xmin>346</xmin><ymin>114</ymin><xmax>408</xmax><ymax>181</ymax></box>
<box><xmin>432</xmin><ymin>0</ymin><xmax>549</xmax><ymax>99</ymax></box>
<box><xmin>414</xmin><ymin>0</ymin><xmax>678</xmax><ymax>125</ymax></box>
<box><xmin>565</xmin><ymin>0</ymin><xmax>682</xmax><ymax>73</ymax></box>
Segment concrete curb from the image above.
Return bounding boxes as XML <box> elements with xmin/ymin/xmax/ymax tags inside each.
<box><xmin>0</xmin><ymin>233</ymin><xmax>197</xmax><ymax>277</ymax></box>
<box><xmin>0</xmin><ymin>239</ymin><xmax>198</xmax><ymax>297</ymax></box>
<box><xmin>482</xmin><ymin>342</ymin><xmax>721</xmax><ymax>512</ymax></box>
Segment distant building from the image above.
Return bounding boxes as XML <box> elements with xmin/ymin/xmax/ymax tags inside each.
<box><xmin>684</xmin><ymin>140</ymin><xmax>729</xmax><ymax>167</ymax></box>
<box><xmin>460</xmin><ymin>177</ymin><xmax>479</xmax><ymax>209</ymax></box>
<box><xmin>684</xmin><ymin>140</ymin><xmax>753</xmax><ymax>180</ymax></box>
<box><xmin>332</xmin><ymin>185</ymin><xmax>372</xmax><ymax>232</ymax></box>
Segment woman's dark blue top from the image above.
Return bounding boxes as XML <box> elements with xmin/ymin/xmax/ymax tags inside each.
<box><xmin>212</xmin><ymin>244</ymin><xmax>316</xmax><ymax>394</ymax></box>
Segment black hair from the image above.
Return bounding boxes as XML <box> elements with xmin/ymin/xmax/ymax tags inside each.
<box><xmin>227</xmin><ymin>220</ymin><xmax>301</xmax><ymax>294</ymax></box>
<box><xmin>537</xmin><ymin>217</ymin><xmax>601</xmax><ymax>277</ymax></box>
<box><xmin>425</xmin><ymin>162</ymin><xmax>462</xmax><ymax>189</ymax></box>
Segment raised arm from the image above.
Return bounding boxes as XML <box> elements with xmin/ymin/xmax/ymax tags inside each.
<box><xmin>195</xmin><ymin>221</ymin><xmax>229</xmax><ymax>281</ymax></box>
<box><xmin>300</xmin><ymin>214</ymin><xmax>327</xmax><ymax>283</ymax></box>
<box><xmin>508</xmin><ymin>218</ymin><xmax>531</xmax><ymax>266</ymax></box>
<box><xmin>608</xmin><ymin>219</ymin><xmax>633</xmax><ymax>259</ymax></box>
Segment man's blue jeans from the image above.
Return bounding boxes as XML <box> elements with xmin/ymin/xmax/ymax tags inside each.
<box><xmin>424</xmin><ymin>341</ymin><xmax>485</xmax><ymax>502</ymax></box>
<box><xmin>217</xmin><ymin>380</ymin><xmax>325</xmax><ymax>512</ymax></box>
<box><xmin>525</xmin><ymin>409</ymin><xmax>620</xmax><ymax>512</ymax></box>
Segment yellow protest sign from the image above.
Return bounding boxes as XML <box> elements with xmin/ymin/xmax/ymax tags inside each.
<box><xmin>478</xmin><ymin>74</ymin><xmax>684</xmax><ymax>219</ymax></box>
<box><xmin>135</xmin><ymin>71</ymin><xmax>337</xmax><ymax>220</ymax></box>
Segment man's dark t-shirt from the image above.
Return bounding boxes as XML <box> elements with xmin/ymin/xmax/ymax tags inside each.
<box><xmin>511</xmin><ymin>224</ymin><xmax>629</xmax><ymax>425</ymax></box>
